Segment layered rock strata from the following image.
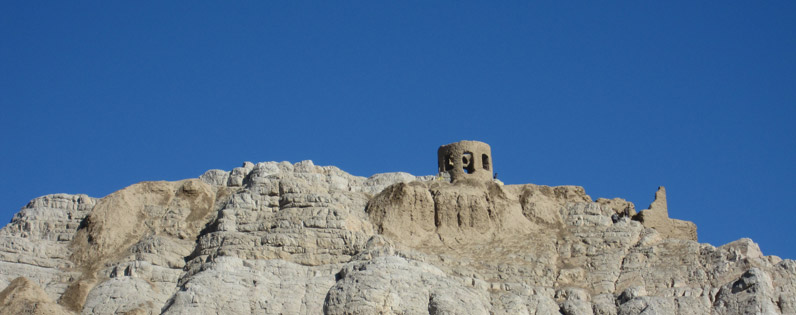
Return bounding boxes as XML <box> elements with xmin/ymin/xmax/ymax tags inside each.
<box><xmin>0</xmin><ymin>160</ymin><xmax>792</xmax><ymax>314</ymax></box>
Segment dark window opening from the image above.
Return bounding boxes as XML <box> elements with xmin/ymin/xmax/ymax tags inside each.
<box><xmin>482</xmin><ymin>154</ymin><xmax>490</xmax><ymax>170</ymax></box>
<box><xmin>462</xmin><ymin>152</ymin><xmax>474</xmax><ymax>174</ymax></box>
<box><xmin>444</xmin><ymin>154</ymin><xmax>454</xmax><ymax>171</ymax></box>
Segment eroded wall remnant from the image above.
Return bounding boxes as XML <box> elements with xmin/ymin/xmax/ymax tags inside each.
<box><xmin>437</xmin><ymin>140</ymin><xmax>492</xmax><ymax>182</ymax></box>
<box><xmin>633</xmin><ymin>186</ymin><xmax>698</xmax><ymax>241</ymax></box>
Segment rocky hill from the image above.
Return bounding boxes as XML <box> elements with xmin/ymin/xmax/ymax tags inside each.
<box><xmin>1</xmin><ymin>158</ymin><xmax>794</xmax><ymax>314</ymax></box>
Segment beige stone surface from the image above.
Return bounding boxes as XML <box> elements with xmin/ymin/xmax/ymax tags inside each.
<box><xmin>0</xmin><ymin>277</ymin><xmax>69</xmax><ymax>315</ymax></box>
<box><xmin>633</xmin><ymin>186</ymin><xmax>698</xmax><ymax>241</ymax></box>
<box><xmin>0</xmin><ymin>160</ymin><xmax>793</xmax><ymax>314</ymax></box>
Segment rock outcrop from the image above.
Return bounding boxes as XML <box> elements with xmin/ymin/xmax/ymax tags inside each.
<box><xmin>0</xmin><ymin>277</ymin><xmax>69</xmax><ymax>315</ymax></box>
<box><xmin>0</xmin><ymin>160</ymin><xmax>793</xmax><ymax>314</ymax></box>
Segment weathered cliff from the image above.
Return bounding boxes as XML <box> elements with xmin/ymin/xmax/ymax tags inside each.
<box><xmin>0</xmin><ymin>160</ymin><xmax>793</xmax><ymax>314</ymax></box>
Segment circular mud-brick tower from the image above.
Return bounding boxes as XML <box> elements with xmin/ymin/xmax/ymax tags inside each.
<box><xmin>437</xmin><ymin>140</ymin><xmax>492</xmax><ymax>182</ymax></box>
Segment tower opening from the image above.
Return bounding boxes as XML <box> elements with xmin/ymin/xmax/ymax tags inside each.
<box><xmin>444</xmin><ymin>153</ymin><xmax>454</xmax><ymax>171</ymax></box>
<box><xmin>462</xmin><ymin>152</ymin><xmax>474</xmax><ymax>174</ymax></box>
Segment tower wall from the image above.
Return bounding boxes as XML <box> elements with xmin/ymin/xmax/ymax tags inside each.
<box><xmin>437</xmin><ymin>140</ymin><xmax>492</xmax><ymax>182</ymax></box>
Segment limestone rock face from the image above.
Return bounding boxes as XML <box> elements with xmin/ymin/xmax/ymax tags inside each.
<box><xmin>0</xmin><ymin>161</ymin><xmax>793</xmax><ymax>314</ymax></box>
<box><xmin>0</xmin><ymin>194</ymin><xmax>96</xmax><ymax>301</ymax></box>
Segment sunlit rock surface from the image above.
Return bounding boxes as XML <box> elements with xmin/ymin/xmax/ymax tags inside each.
<box><xmin>0</xmin><ymin>160</ymin><xmax>793</xmax><ymax>314</ymax></box>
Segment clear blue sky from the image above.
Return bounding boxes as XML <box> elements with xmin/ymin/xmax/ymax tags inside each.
<box><xmin>2</xmin><ymin>2</ymin><xmax>794</xmax><ymax>258</ymax></box>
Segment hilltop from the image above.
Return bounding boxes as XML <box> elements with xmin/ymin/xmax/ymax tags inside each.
<box><xmin>0</xmin><ymin>145</ymin><xmax>794</xmax><ymax>314</ymax></box>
